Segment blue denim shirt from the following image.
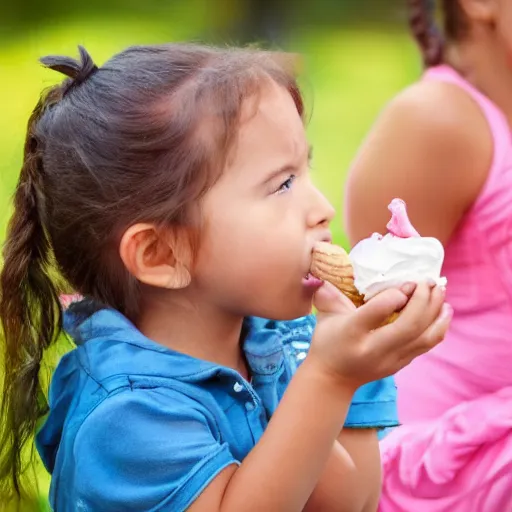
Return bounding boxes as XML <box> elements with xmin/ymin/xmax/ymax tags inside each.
<box><xmin>36</xmin><ymin>306</ymin><xmax>398</xmax><ymax>511</ymax></box>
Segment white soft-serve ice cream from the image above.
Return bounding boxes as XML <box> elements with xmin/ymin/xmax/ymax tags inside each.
<box><xmin>349</xmin><ymin>199</ymin><xmax>447</xmax><ymax>300</ymax></box>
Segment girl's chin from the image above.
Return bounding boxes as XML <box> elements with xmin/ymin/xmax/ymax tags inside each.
<box><xmin>257</xmin><ymin>301</ymin><xmax>314</xmax><ymax>322</ymax></box>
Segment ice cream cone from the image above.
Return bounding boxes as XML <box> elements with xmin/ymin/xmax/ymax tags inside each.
<box><xmin>311</xmin><ymin>242</ymin><xmax>398</xmax><ymax>325</ymax></box>
<box><xmin>310</xmin><ymin>242</ymin><xmax>365</xmax><ymax>307</ymax></box>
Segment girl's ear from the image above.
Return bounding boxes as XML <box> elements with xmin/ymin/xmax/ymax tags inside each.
<box><xmin>119</xmin><ymin>224</ymin><xmax>192</xmax><ymax>289</ymax></box>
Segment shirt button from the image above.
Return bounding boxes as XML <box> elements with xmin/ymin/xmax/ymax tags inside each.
<box><xmin>296</xmin><ymin>352</ymin><xmax>307</xmax><ymax>362</ymax></box>
<box><xmin>245</xmin><ymin>402</ymin><xmax>255</xmax><ymax>412</ymax></box>
<box><xmin>233</xmin><ymin>382</ymin><xmax>244</xmax><ymax>393</ymax></box>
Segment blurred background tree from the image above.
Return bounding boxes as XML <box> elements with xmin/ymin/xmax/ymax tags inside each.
<box><xmin>1</xmin><ymin>0</ymin><xmax>407</xmax><ymax>42</ymax></box>
<box><xmin>0</xmin><ymin>1</ymin><xmax>421</xmax><ymax>510</ymax></box>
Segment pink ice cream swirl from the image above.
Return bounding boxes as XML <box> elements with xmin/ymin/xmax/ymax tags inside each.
<box><xmin>386</xmin><ymin>198</ymin><xmax>420</xmax><ymax>238</ymax></box>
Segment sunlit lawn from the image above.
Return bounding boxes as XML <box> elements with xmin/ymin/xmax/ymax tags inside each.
<box><xmin>0</xmin><ymin>16</ymin><xmax>420</xmax><ymax>510</ymax></box>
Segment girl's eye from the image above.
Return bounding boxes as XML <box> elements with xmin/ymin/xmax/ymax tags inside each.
<box><xmin>274</xmin><ymin>174</ymin><xmax>296</xmax><ymax>195</ymax></box>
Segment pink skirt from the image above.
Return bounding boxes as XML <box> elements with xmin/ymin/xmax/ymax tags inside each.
<box><xmin>379</xmin><ymin>387</ymin><xmax>512</xmax><ymax>511</ymax></box>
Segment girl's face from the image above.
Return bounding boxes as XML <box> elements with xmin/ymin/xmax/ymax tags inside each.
<box><xmin>191</xmin><ymin>80</ymin><xmax>335</xmax><ymax>320</ymax></box>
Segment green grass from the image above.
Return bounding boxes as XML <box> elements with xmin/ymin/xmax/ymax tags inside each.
<box><xmin>0</xmin><ymin>18</ymin><xmax>421</xmax><ymax>510</ymax></box>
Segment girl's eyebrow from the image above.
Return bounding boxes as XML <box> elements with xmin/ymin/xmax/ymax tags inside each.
<box><xmin>263</xmin><ymin>164</ymin><xmax>297</xmax><ymax>185</ymax></box>
<box><xmin>262</xmin><ymin>144</ymin><xmax>313</xmax><ymax>185</ymax></box>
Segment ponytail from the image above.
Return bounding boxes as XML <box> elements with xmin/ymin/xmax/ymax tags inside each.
<box><xmin>407</xmin><ymin>0</ymin><xmax>444</xmax><ymax>67</ymax></box>
<box><xmin>0</xmin><ymin>87</ymin><xmax>64</xmax><ymax>501</ymax></box>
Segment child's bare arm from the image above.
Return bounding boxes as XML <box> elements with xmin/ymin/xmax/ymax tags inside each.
<box><xmin>198</xmin><ymin>429</ymin><xmax>381</xmax><ymax>512</ymax></box>
<box><xmin>345</xmin><ymin>80</ymin><xmax>491</xmax><ymax>247</ymax></box>
<box><xmin>190</xmin><ymin>361</ymin><xmax>355</xmax><ymax>512</ymax></box>
<box><xmin>305</xmin><ymin>429</ymin><xmax>381</xmax><ymax>512</ymax></box>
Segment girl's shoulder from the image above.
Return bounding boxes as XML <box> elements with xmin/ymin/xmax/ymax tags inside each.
<box><xmin>384</xmin><ymin>77</ymin><xmax>492</xmax><ymax>143</ymax></box>
<box><xmin>345</xmin><ymin>69</ymin><xmax>494</xmax><ymax>245</ymax></box>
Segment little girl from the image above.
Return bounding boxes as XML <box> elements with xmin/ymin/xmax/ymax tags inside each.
<box><xmin>345</xmin><ymin>0</ymin><xmax>512</xmax><ymax>510</ymax></box>
<box><xmin>0</xmin><ymin>44</ymin><xmax>449</xmax><ymax>511</ymax></box>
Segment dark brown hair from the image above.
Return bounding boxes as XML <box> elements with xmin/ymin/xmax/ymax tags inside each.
<box><xmin>407</xmin><ymin>0</ymin><xmax>467</xmax><ymax>67</ymax></box>
<box><xmin>0</xmin><ymin>43</ymin><xmax>303</xmax><ymax>501</ymax></box>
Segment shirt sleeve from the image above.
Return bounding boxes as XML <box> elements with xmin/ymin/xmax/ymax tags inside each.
<box><xmin>73</xmin><ymin>388</ymin><xmax>237</xmax><ymax>511</ymax></box>
<box><xmin>278</xmin><ymin>314</ymin><xmax>399</xmax><ymax>429</ymax></box>
<box><xmin>344</xmin><ymin>376</ymin><xmax>398</xmax><ymax>428</ymax></box>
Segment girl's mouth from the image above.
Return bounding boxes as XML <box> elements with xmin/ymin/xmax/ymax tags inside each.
<box><xmin>302</xmin><ymin>272</ymin><xmax>324</xmax><ymax>289</ymax></box>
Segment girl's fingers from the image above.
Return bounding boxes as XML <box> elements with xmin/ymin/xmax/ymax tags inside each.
<box><xmin>371</xmin><ymin>283</ymin><xmax>448</xmax><ymax>358</ymax></box>
<box><xmin>394</xmin><ymin>282</ymin><xmax>434</xmax><ymax>332</ymax></box>
<box><xmin>352</xmin><ymin>288</ymin><xmax>410</xmax><ymax>331</ymax></box>
<box><xmin>313</xmin><ymin>281</ymin><xmax>358</xmax><ymax>316</ymax></box>
<box><xmin>419</xmin><ymin>302</ymin><xmax>453</xmax><ymax>350</ymax></box>
<box><xmin>395</xmin><ymin>302</ymin><xmax>453</xmax><ymax>365</ymax></box>
<box><xmin>374</xmin><ymin>283</ymin><xmax>432</xmax><ymax>350</ymax></box>
<box><xmin>425</xmin><ymin>284</ymin><xmax>446</xmax><ymax>324</ymax></box>
<box><xmin>387</xmin><ymin>282</ymin><xmax>444</xmax><ymax>341</ymax></box>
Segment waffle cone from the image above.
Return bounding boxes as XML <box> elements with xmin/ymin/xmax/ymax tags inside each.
<box><xmin>310</xmin><ymin>243</ymin><xmax>364</xmax><ymax>307</ymax></box>
<box><xmin>310</xmin><ymin>242</ymin><xmax>398</xmax><ymax>326</ymax></box>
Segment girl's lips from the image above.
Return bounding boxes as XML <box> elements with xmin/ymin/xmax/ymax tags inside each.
<box><xmin>302</xmin><ymin>273</ymin><xmax>324</xmax><ymax>289</ymax></box>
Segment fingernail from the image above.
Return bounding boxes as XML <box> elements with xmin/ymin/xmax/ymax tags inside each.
<box><xmin>400</xmin><ymin>282</ymin><xmax>416</xmax><ymax>295</ymax></box>
<box><xmin>438</xmin><ymin>285</ymin><xmax>446</xmax><ymax>296</ymax></box>
<box><xmin>427</xmin><ymin>278</ymin><xmax>437</xmax><ymax>287</ymax></box>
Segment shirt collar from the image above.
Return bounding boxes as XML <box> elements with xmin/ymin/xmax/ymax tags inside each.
<box><xmin>64</xmin><ymin>307</ymin><xmax>286</xmax><ymax>383</ymax></box>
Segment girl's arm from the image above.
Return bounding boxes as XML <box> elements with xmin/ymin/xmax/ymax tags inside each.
<box><xmin>344</xmin><ymin>80</ymin><xmax>491</xmax><ymax>246</ymax></box>
<box><xmin>343</xmin><ymin>430</ymin><xmax>381</xmax><ymax>512</ymax></box>
<box><xmin>304</xmin><ymin>429</ymin><xmax>381</xmax><ymax>512</ymax></box>
<box><xmin>190</xmin><ymin>360</ymin><xmax>356</xmax><ymax>512</ymax></box>
<box><xmin>204</xmin><ymin>429</ymin><xmax>382</xmax><ymax>512</ymax></box>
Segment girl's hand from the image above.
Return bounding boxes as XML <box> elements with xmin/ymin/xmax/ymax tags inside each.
<box><xmin>308</xmin><ymin>281</ymin><xmax>451</xmax><ymax>390</ymax></box>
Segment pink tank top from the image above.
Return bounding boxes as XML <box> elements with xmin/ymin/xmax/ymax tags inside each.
<box><xmin>396</xmin><ymin>65</ymin><xmax>512</xmax><ymax>422</ymax></box>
